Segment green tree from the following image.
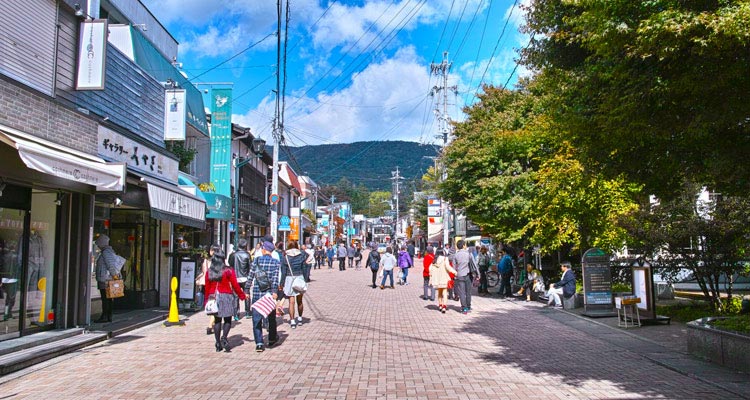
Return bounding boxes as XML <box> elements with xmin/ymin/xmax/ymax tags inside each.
<box><xmin>441</xmin><ymin>81</ymin><xmax>640</xmax><ymax>254</ymax></box>
<box><xmin>368</xmin><ymin>191</ymin><xmax>393</xmax><ymax>218</ymax></box>
<box><xmin>523</xmin><ymin>0</ymin><xmax>750</xmax><ymax>198</ymax></box>
<box><xmin>620</xmin><ymin>186</ymin><xmax>750</xmax><ymax>313</ymax></box>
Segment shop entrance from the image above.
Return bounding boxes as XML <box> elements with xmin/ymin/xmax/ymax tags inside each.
<box><xmin>109</xmin><ymin>219</ymin><xmax>158</xmax><ymax>309</ymax></box>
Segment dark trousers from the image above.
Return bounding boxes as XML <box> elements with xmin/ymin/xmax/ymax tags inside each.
<box><xmin>371</xmin><ymin>268</ymin><xmax>379</xmax><ymax>286</ymax></box>
<box><xmin>98</xmin><ymin>288</ymin><xmax>113</xmax><ymax>321</ymax></box>
<box><xmin>303</xmin><ymin>263</ymin><xmax>311</xmax><ymax>282</ymax></box>
<box><xmin>252</xmin><ymin>308</ymin><xmax>278</xmax><ymax>345</ymax></box>
<box><xmin>479</xmin><ymin>269</ymin><xmax>488</xmax><ymax>293</ymax></box>
<box><xmin>338</xmin><ymin>257</ymin><xmax>346</xmax><ymax>271</ymax></box>
<box><xmin>499</xmin><ymin>272</ymin><xmax>513</xmax><ymax>296</ymax></box>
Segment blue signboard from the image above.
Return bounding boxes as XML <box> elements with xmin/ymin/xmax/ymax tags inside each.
<box><xmin>279</xmin><ymin>215</ymin><xmax>291</xmax><ymax>231</ymax></box>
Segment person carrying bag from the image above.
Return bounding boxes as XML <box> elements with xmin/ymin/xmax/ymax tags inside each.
<box><xmin>280</xmin><ymin>241</ymin><xmax>307</xmax><ymax>329</ymax></box>
<box><xmin>94</xmin><ymin>234</ymin><xmax>125</xmax><ymax>323</ymax></box>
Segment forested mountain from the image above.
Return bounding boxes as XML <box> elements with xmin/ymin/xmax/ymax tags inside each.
<box><xmin>278</xmin><ymin>141</ymin><xmax>439</xmax><ymax>191</ymax></box>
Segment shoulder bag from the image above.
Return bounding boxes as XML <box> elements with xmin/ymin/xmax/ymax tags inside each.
<box><xmin>204</xmin><ymin>285</ymin><xmax>219</xmax><ymax>315</ymax></box>
<box><xmin>284</xmin><ymin>255</ymin><xmax>308</xmax><ymax>294</ymax></box>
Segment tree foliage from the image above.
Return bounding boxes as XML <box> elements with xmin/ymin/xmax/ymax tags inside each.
<box><xmin>522</xmin><ymin>0</ymin><xmax>750</xmax><ymax>199</ymax></box>
<box><xmin>440</xmin><ymin>82</ymin><xmax>640</xmax><ymax>254</ymax></box>
<box><xmin>620</xmin><ymin>187</ymin><xmax>750</xmax><ymax>312</ymax></box>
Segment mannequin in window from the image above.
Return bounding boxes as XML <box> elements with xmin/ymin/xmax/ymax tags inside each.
<box><xmin>1</xmin><ymin>238</ymin><xmax>20</xmax><ymax>321</ymax></box>
<box><xmin>24</xmin><ymin>228</ymin><xmax>45</xmax><ymax>292</ymax></box>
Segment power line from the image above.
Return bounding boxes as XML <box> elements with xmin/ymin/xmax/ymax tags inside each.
<box><xmin>187</xmin><ymin>32</ymin><xmax>276</xmax><ymax>82</ymax></box>
<box><xmin>430</xmin><ymin>0</ymin><xmax>456</xmax><ymax>63</ymax></box>
<box><xmin>474</xmin><ymin>0</ymin><xmax>518</xmax><ymax>97</ymax></box>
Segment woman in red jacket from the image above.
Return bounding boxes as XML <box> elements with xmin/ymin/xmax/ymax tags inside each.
<box><xmin>422</xmin><ymin>246</ymin><xmax>435</xmax><ymax>300</ymax></box>
<box><xmin>205</xmin><ymin>250</ymin><xmax>246</xmax><ymax>352</ymax></box>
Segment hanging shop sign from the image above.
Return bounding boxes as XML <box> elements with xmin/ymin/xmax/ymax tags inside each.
<box><xmin>209</xmin><ymin>88</ymin><xmax>232</xmax><ymax>198</ymax></box>
<box><xmin>164</xmin><ymin>89</ymin><xmax>187</xmax><ymax>141</ymax></box>
<box><xmin>98</xmin><ymin>126</ymin><xmax>178</xmax><ymax>182</ymax></box>
<box><xmin>76</xmin><ymin>19</ymin><xmax>108</xmax><ymax>90</ymax></box>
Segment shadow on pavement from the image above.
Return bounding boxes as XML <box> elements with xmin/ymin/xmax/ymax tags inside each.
<box><xmin>458</xmin><ymin>308</ymin><xmax>727</xmax><ymax>399</ymax></box>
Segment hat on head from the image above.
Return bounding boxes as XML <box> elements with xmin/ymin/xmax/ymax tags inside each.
<box><xmin>262</xmin><ymin>241</ymin><xmax>275</xmax><ymax>252</ymax></box>
<box><xmin>95</xmin><ymin>234</ymin><xmax>110</xmax><ymax>248</ymax></box>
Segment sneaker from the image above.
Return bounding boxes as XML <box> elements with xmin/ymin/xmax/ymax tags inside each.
<box><xmin>555</xmin><ymin>304</ymin><xmax>563</xmax><ymax>308</ymax></box>
<box><xmin>441</xmin><ymin>306</ymin><xmax>446</xmax><ymax>314</ymax></box>
<box><xmin>462</xmin><ymin>309</ymin><xmax>469</xmax><ymax>315</ymax></box>
<box><xmin>380</xmin><ymin>285</ymin><xmax>384</xmax><ymax>290</ymax></box>
<box><xmin>268</xmin><ymin>340</ymin><xmax>278</xmax><ymax>348</ymax></box>
<box><xmin>255</xmin><ymin>344</ymin><xmax>264</xmax><ymax>352</ymax></box>
<box><xmin>296</xmin><ymin>316</ymin><xmax>303</xmax><ymax>324</ymax></box>
<box><xmin>290</xmin><ymin>321</ymin><xmax>297</xmax><ymax>329</ymax></box>
<box><xmin>390</xmin><ymin>285</ymin><xmax>395</xmax><ymax>289</ymax></box>
<box><xmin>404</xmin><ymin>282</ymin><xmax>410</xmax><ymax>286</ymax></box>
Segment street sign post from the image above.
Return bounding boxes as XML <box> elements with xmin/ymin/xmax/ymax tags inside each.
<box><xmin>279</xmin><ymin>215</ymin><xmax>291</xmax><ymax>231</ymax></box>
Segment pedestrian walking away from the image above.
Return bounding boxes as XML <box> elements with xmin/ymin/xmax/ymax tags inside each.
<box><xmin>397</xmin><ymin>245</ymin><xmax>413</xmax><ymax>285</ymax></box>
<box><xmin>379</xmin><ymin>247</ymin><xmax>397</xmax><ymax>289</ymax></box>
<box><xmin>422</xmin><ymin>245</ymin><xmax>435</xmax><ymax>301</ymax></box>
<box><xmin>354</xmin><ymin>243</ymin><xmax>363</xmax><ymax>270</ymax></box>
<box><xmin>228</xmin><ymin>239</ymin><xmax>252</xmax><ymax>320</ymax></box>
<box><xmin>248</xmin><ymin>241</ymin><xmax>281</xmax><ymax>352</ymax></box>
<box><xmin>205</xmin><ymin>250</ymin><xmax>246</xmax><ymax>352</ymax></box>
<box><xmin>337</xmin><ymin>243</ymin><xmax>347</xmax><ymax>271</ymax></box>
<box><xmin>281</xmin><ymin>240</ymin><xmax>308</xmax><ymax>329</ymax></box>
<box><xmin>429</xmin><ymin>248</ymin><xmax>456</xmax><ymax>313</ymax></box>
<box><xmin>347</xmin><ymin>243</ymin><xmax>356</xmax><ymax>269</ymax></box>
<box><xmin>452</xmin><ymin>240</ymin><xmax>473</xmax><ymax>314</ymax></box>
<box><xmin>326</xmin><ymin>245</ymin><xmax>335</xmax><ymax>269</ymax></box>
<box><xmin>497</xmin><ymin>246</ymin><xmax>514</xmax><ymax>298</ymax></box>
<box><xmin>366</xmin><ymin>245</ymin><xmax>381</xmax><ymax>288</ymax></box>
<box><xmin>476</xmin><ymin>246</ymin><xmax>491</xmax><ymax>295</ymax></box>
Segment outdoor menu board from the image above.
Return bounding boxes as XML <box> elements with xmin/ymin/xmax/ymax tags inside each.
<box><xmin>582</xmin><ymin>248</ymin><xmax>615</xmax><ymax>316</ymax></box>
<box><xmin>582</xmin><ymin>248</ymin><xmax>613</xmax><ymax>304</ymax></box>
<box><xmin>631</xmin><ymin>261</ymin><xmax>656</xmax><ymax>320</ymax></box>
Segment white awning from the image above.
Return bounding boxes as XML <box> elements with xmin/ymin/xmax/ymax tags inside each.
<box><xmin>0</xmin><ymin>124</ymin><xmax>126</xmax><ymax>191</ymax></box>
<box><xmin>146</xmin><ymin>181</ymin><xmax>205</xmax><ymax>229</ymax></box>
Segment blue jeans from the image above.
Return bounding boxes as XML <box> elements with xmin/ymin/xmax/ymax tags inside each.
<box><xmin>381</xmin><ymin>270</ymin><xmax>394</xmax><ymax>287</ymax></box>
<box><xmin>252</xmin><ymin>307</ymin><xmax>277</xmax><ymax>345</ymax></box>
<box><xmin>401</xmin><ymin>267</ymin><xmax>409</xmax><ymax>283</ymax></box>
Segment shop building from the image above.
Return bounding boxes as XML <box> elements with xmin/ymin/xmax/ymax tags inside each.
<box><xmin>0</xmin><ymin>0</ymin><xmax>208</xmax><ymax>342</ymax></box>
<box><xmin>231</xmin><ymin>124</ymin><xmax>272</xmax><ymax>248</ymax></box>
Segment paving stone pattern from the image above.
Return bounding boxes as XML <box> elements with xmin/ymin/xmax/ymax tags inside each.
<box><xmin>0</xmin><ymin>255</ymin><xmax>746</xmax><ymax>399</ymax></box>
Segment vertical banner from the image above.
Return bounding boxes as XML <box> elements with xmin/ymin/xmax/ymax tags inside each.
<box><xmin>76</xmin><ymin>19</ymin><xmax>108</xmax><ymax>90</ymax></box>
<box><xmin>427</xmin><ymin>197</ymin><xmax>443</xmax><ymax>242</ymax></box>
<box><xmin>210</xmin><ymin>88</ymin><xmax>232</xmax><ymax>197</ymax></box>
<box><xmin>164</xmin><ymin>89</ymin><xmax>187</xmax><ymax>140</ymax></box>
<box><xmin>290</xmin><ymin>207</ymin><xmax>300</xmax><ymax>240</ymax></box>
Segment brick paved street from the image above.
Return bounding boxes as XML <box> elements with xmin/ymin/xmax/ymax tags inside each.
<box><xmin>0</xmin><ymin>256</ymin><xmax>747</xmax><ymax>399</ymax></box>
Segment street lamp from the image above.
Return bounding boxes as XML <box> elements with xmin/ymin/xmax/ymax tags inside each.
<box><xmin>233</xmin><ymin>137</ymin><xmax>266</xmax><ymax>248</ymax></box>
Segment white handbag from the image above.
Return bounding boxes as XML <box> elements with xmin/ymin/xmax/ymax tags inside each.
<box><xmin>285</xmin><ymin>255</ymin><xmax>308</xmax><ymax>294</ymax></box>
<box><xmin>204</xmin><ymin>286</ymin><xmax>219</xmax><ymax>315</ymax></box>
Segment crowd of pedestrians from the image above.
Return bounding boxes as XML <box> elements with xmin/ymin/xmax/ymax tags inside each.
<box><xmin>196</xmin><ymin>235</ymin><xmax>577</xmax><ymax>354</ymax></box>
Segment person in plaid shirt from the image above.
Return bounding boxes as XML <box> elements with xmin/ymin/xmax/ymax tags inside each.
<box><xmin>247</xmin><ymin>241</ymin><xmax>280</xmax><ymax>352</ymax></box>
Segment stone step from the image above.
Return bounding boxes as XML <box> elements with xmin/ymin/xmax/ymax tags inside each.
<box><xmin>0</xmin><ymin>331</ymin><xmax>108</xmax><ymax>376</ymax></box>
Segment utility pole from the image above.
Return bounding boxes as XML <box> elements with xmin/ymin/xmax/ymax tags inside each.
<box><xmin>270</xmin><ymin>0</ymin><xmax>283</xmax><ymax>241</ymax></box>
<box><xmin>431</xmin><ymin>51</ymin><xmax>456</xmax><ymax>247</ymax></box>
<box><xmin>329</xmin><ymin>194</ymin><xmax>335</xmax><ymax>244</ymax></box>
<box><xmin>391</xmin><ymin>166</ymin><xmax>404</xmax><ymax>237</ymax></box>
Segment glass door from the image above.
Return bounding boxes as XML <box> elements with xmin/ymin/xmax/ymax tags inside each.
<box><xmin>0</xmin><ymin>208</ymin><xmax>26</xmax><ymax>338</ymax></box>
<box><xmin>110</xmin><ymin>224</ymin><xmax>143</xmax><ymax>292</ymax></box>
<box><xmin>23</xmin><ymin>192</ymin><xmax>58</xmax><ymax>331</ymax></box>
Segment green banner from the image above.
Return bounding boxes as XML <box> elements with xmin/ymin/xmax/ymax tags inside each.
<box><xmin>203</xmin><ymin>193</ymin><xmax>232</xmax><ymax>220</ymax></box>
<box><xmin>210</xmin><ymin>88</ymin><xmax>232</xmax><ymax>197</ymax></box>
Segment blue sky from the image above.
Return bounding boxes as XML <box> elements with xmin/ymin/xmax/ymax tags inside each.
<box><xmin>142</xmin><ymin>0</ymin><xmax>531</xmax><ymax>146</ymax></box>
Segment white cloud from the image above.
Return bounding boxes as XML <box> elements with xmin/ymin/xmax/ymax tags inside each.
<box><xmin>235</xmin><ymin>46</ymin><xmax>433</xmax><ymax>145</ymax></box>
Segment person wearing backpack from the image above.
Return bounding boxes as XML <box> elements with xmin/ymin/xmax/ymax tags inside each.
<box><xmin>366</xmin><ymin>244</ymin><xmax>381</xmax><ymax>288</ymax></box>
<box><xmin>397</xmin><ymin>245</ymin><xmax>413</xmax><ymax>285</ymax></box>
